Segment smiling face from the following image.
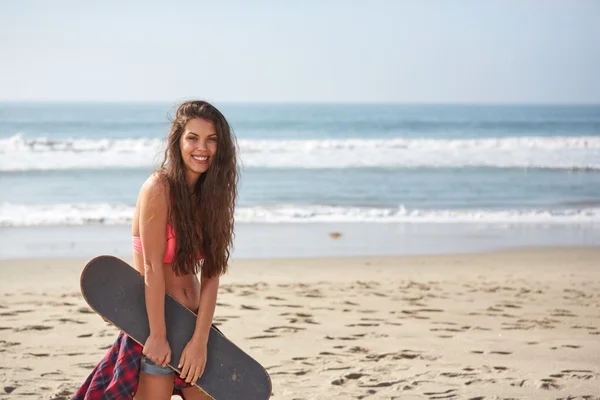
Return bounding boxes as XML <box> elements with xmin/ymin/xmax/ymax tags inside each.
<box><xmin>179</xmin><ymin>117</ymin><xmax>218</xmax><ymax>186</ymax></box>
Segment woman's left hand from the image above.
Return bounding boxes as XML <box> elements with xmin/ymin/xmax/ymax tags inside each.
<box><xmin>178</xmin><ymin>337</ymin><xmax>208</xmax><ymax>384</ymax></box>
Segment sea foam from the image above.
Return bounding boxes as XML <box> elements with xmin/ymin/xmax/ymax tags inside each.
<box><xmin>1</xmin><ymin>134</ymin><xmax>599</xmax><ymax>171</ymax></box>
<box><xmin>1</xmin><ymin>202</ymin><xmax>598</xmax><ymax>226</ymax></box>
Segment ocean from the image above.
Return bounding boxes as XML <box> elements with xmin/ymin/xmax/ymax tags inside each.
<box><xmin>1</xmin><ymin>102</ymin><xmax>599</xmax><ymax>259</ymax></box>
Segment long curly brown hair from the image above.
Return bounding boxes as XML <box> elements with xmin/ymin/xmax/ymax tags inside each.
<box><xmin>158</xmin><ymin>100</ymin><xmax>238</xmax><ymax>278</ymax></box>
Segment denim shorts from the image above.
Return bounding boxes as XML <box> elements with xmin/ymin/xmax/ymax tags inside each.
<box><xmin>140</xmin><ymin>356</ymin><xmax>173</xmax><ymax>376</ymax></box>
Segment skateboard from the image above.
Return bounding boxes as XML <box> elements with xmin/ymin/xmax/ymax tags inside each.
<box><xmin>80</xmin><ymin>255</ymin><xmax>272</xmax><ymax>400</ymax></box>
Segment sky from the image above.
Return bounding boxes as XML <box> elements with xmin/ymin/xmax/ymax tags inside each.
<box><xmin>0</xmin><ymin>0</ymin><xmax>599</xmax><ymax>103</ymax></box>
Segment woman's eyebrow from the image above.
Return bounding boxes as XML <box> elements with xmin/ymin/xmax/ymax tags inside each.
<box><xmin>186</xmin><ymin>131</ymin><xmax>217</xmax><ymax>136</ymax></box>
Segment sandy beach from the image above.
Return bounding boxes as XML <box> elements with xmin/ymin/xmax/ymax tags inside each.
<box><xmin>0</xmin><ymin>247</ymin><xmax>599</xmax><ymax>399</ymax></box>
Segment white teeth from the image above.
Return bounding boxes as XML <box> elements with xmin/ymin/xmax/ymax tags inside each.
<box><xmin>193</xmin><ymin>156</ymin><xmax>208</xmax><ymax>161</ymax></box>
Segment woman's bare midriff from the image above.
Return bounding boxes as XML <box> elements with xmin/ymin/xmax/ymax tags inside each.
<box><xmin>133</xmin><ymin>251</ymin><xmax>200</xmax><ymax>312</ymax></box>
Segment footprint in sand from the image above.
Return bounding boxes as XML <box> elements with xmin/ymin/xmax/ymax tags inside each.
<box><xmin>265</xmin><ymin>296</ymin><xmax>285</xmax><ymax>301</ymax></box>
<box><xmin>240</xmin><ymin>304</ymin><xmax>259</xmax><ymax>310</ymax></box>
<box><xmin>332</xmin><ymin>336</ymin><xmax>358</xmax><ymax>341</ymax></box>
<box><xmin>325</xmin><ymin>366</ymin><xmax>351</xmax><ymax>371</ymax></box>
<box><xmin>550</xmin><ymin>309</ymin><xmax>577</xmax><ymax>317</ymax></box>
<box><xmin>537</xmin><ymin>378</ymin><xmax>561</xmax><ymax>390</ymax></box>
<box><xmin>44</xmin><ymin>318</ymin><xmax>86</xmax><ymax>324</ymax></box>
<box><xmin>472</xmin><ymin>326</ymin><xmax>491</xmax><ymax>331</ymax></box>
<box><xmin>345</xmin><ymin>372</ymin><xmax>366</xmax><ymax>380</ymax></box>
<box><xmin>40</xmin><ymin>372</ymin><xmax>59</xmax><ymax>378</ymax></box>
<box><xmin>422</xmin><ymin>388</ymin><xmax>458</xmax><ymax>399</ymax></box>
<box><xmin>319</xmin><ymin>351</ymin><xmax>346</xmax><ymax>357</ymax></box>
<box><xmin>269</xmin><ymin>304</ymin><xmax>303</xmax><ymax>308</ymax></box>
<box><xmin>0</xmin><ymin>341</ymin><xmax>20</xmax><ymax>347</ymax></box>
<box><xmin>369</xmin><ymin>292</ymin><xmax>388</xmax><ymax>298</ymax></box>
<box><xmin>48</xmin><ymin>388</ymin><xmax>73</xmax><ymax>400</ymax></box>
<box><xmin>360</xmin><ymin>379</ymin><xmax>405</xmax><ymax>388</ymax></box>
<box><xmin>76</xmin><ymin>363</ymin><xmax>99</xmax><ymax>369</ymax></box>
<box><xmin>0</xmin><ymin>311</ymin><xmax>18</xmax><ymax>317</ymax></box>
<box><xmin>246</xmin><ymin>334</ymin><xmax>279</xmax><ymax>340</ymax></box>
<box><xmin>430</xmin><ymin>326</ymin><xmax>470</xmax><ymax>333</ymax></box>
<box><xmin>295</xmin><ymin>312</ymin><xmax>312</xmax><ymax>318</ymax></box>
<box><xmin>440</xmin><ymin>372</ymin><xmax>477</xmax><ymax>378</ymax></box>
<box><xmin>15</xmin><ymin>325</ymin><xmax>53</xmax><ymax>332</ymax></box>
<box><xmin>553</xmin><ymin>369</ymin><xmax>596</xmax><ymax>380</ymax></box>
<box><xmin>26</xmin><ymin>352</ymin><xmax>50</xmax><ymax>357</ymax></box>
<box><xmin>264</xmin><ymin>326</ymin><xmax>305</xmax><ymax>334</ymax></box>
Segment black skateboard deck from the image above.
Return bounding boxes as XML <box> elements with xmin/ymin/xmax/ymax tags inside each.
<box><xmin>80</xmin><ymin>255</ymin><xmax>272</xmax><ymax>400</ymax></box>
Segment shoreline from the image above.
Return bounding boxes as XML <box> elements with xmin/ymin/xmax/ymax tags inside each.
<box><xmin>2</xmin><ymin>222</ymin><xmax>599</xmax><ymax>261</ymax></box>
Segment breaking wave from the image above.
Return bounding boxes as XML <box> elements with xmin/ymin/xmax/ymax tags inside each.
<box><xmin>1</xmin><ymin>134</ymin><xmax>599</xmax><ymax>171</ymax></box>
<box><xmin>1</xmin><ymin>203</ymin><xmax>599</xmax><ymax>226</ymax></box>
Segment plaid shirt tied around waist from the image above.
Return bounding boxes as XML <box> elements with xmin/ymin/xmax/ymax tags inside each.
<box><xmin>70</xmin><ymin>331</ymin><xmax>194</xmax><ymax>400</ymax></box>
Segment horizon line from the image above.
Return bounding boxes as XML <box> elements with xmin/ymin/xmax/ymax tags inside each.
<box><xmin>1</xmin><ymin>100</ymin><xmax>599</xmax><ymax>107</ymax></box>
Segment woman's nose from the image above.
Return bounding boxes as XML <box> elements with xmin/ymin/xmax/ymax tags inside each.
<box><xmin>196</xmin><ymin>140</ymin><xmax>207</xmax><ymax>150</ymax></box>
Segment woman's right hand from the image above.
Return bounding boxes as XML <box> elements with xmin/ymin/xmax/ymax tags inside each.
<box><xmin>143</xmin><ymin>334</ymin><xmax>171</xmax><ymax>367</ymax></box>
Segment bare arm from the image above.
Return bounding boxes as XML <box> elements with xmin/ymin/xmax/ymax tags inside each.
<box><xmin>193</xmin><ymin>273</ymin><xmax>220</xmax><ymax>344</ymax></box>
<box><xmin>138</xmin><ymin>175</ymin><xmax>169</xmax><ymax>338</ymax></box>
<box><xmin>178</xmin><ymin>272</ymin><xmax>219</xmax><ymax>382</ymax></box>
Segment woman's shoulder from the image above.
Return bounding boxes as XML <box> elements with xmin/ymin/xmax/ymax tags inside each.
<box><xmin>139</xmin><ymin>171</ymin><xmax>170</xmax><ymax>202</ymax></box>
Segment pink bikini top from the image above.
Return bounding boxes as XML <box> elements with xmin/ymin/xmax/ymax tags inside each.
<box><xmin>132</xmin><ymin>223</ymin><xmax>176</xmax><ymax>263</ymax></box>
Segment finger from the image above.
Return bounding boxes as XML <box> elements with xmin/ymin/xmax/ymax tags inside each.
<box><xmin>190</xmin><ymin>366</ymin><xmax>201</xmax><ymax>384</ymax></box>
<box><xmin>165</xmin><ymin>348</ymin><xmax>171</xmax><ymax>367</ymax></box>
<box><xmin>180</xmin><ymin>361</ymin><xmax>191</xmax><ymax>380</ymax></box>
<box><xmin>187</xmin><ymin>365</ymin><xmax>199</xmax><ymax>384</ymax></box>
<box><xmin>160</xmin><ymin>353</ymin><xmax>168</xmax><ymax>367</ymax></box>
<box><xmin>178</xmin><ymin>351</ymin><xmax>186</xmax><ymax>370</ymax></box>
<box><xmin>185</xmin><ymin>364</ymin><xmax>196</xmax><ymax>383</ymax></box>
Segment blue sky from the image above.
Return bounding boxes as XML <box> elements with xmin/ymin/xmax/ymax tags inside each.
<box><xmin>0</xmin><ymin>0</ymin><xmax>599</xmax><ymax>103</ymax></box>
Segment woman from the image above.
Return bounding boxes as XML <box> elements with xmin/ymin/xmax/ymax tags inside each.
<box><xmin>132</xmin><ymin>100</ymin><xmax>237</xmax><ymax>399</ymax></box>
<box><xmin>72</xmin><ymin>100</ymin><xmax>238</xmax><ymax>400</ymax></box>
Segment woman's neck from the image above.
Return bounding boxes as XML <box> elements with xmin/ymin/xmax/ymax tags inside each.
<box><xmin>185</xmin><ymin>170</ymin><xmax>200</xmax><ymax>192</ymax></box>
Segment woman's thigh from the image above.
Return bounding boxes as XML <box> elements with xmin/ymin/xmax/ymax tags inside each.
<box><xmin>134</xmin><ymin>372</ymin><xmax>174</xmax><ymax>400</ymax></box>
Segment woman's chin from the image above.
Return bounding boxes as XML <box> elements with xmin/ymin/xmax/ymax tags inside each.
<box><xmin>185</xmin><ymin>163</ymin><xmax>209</xmax><ymax>176</ymax></box>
